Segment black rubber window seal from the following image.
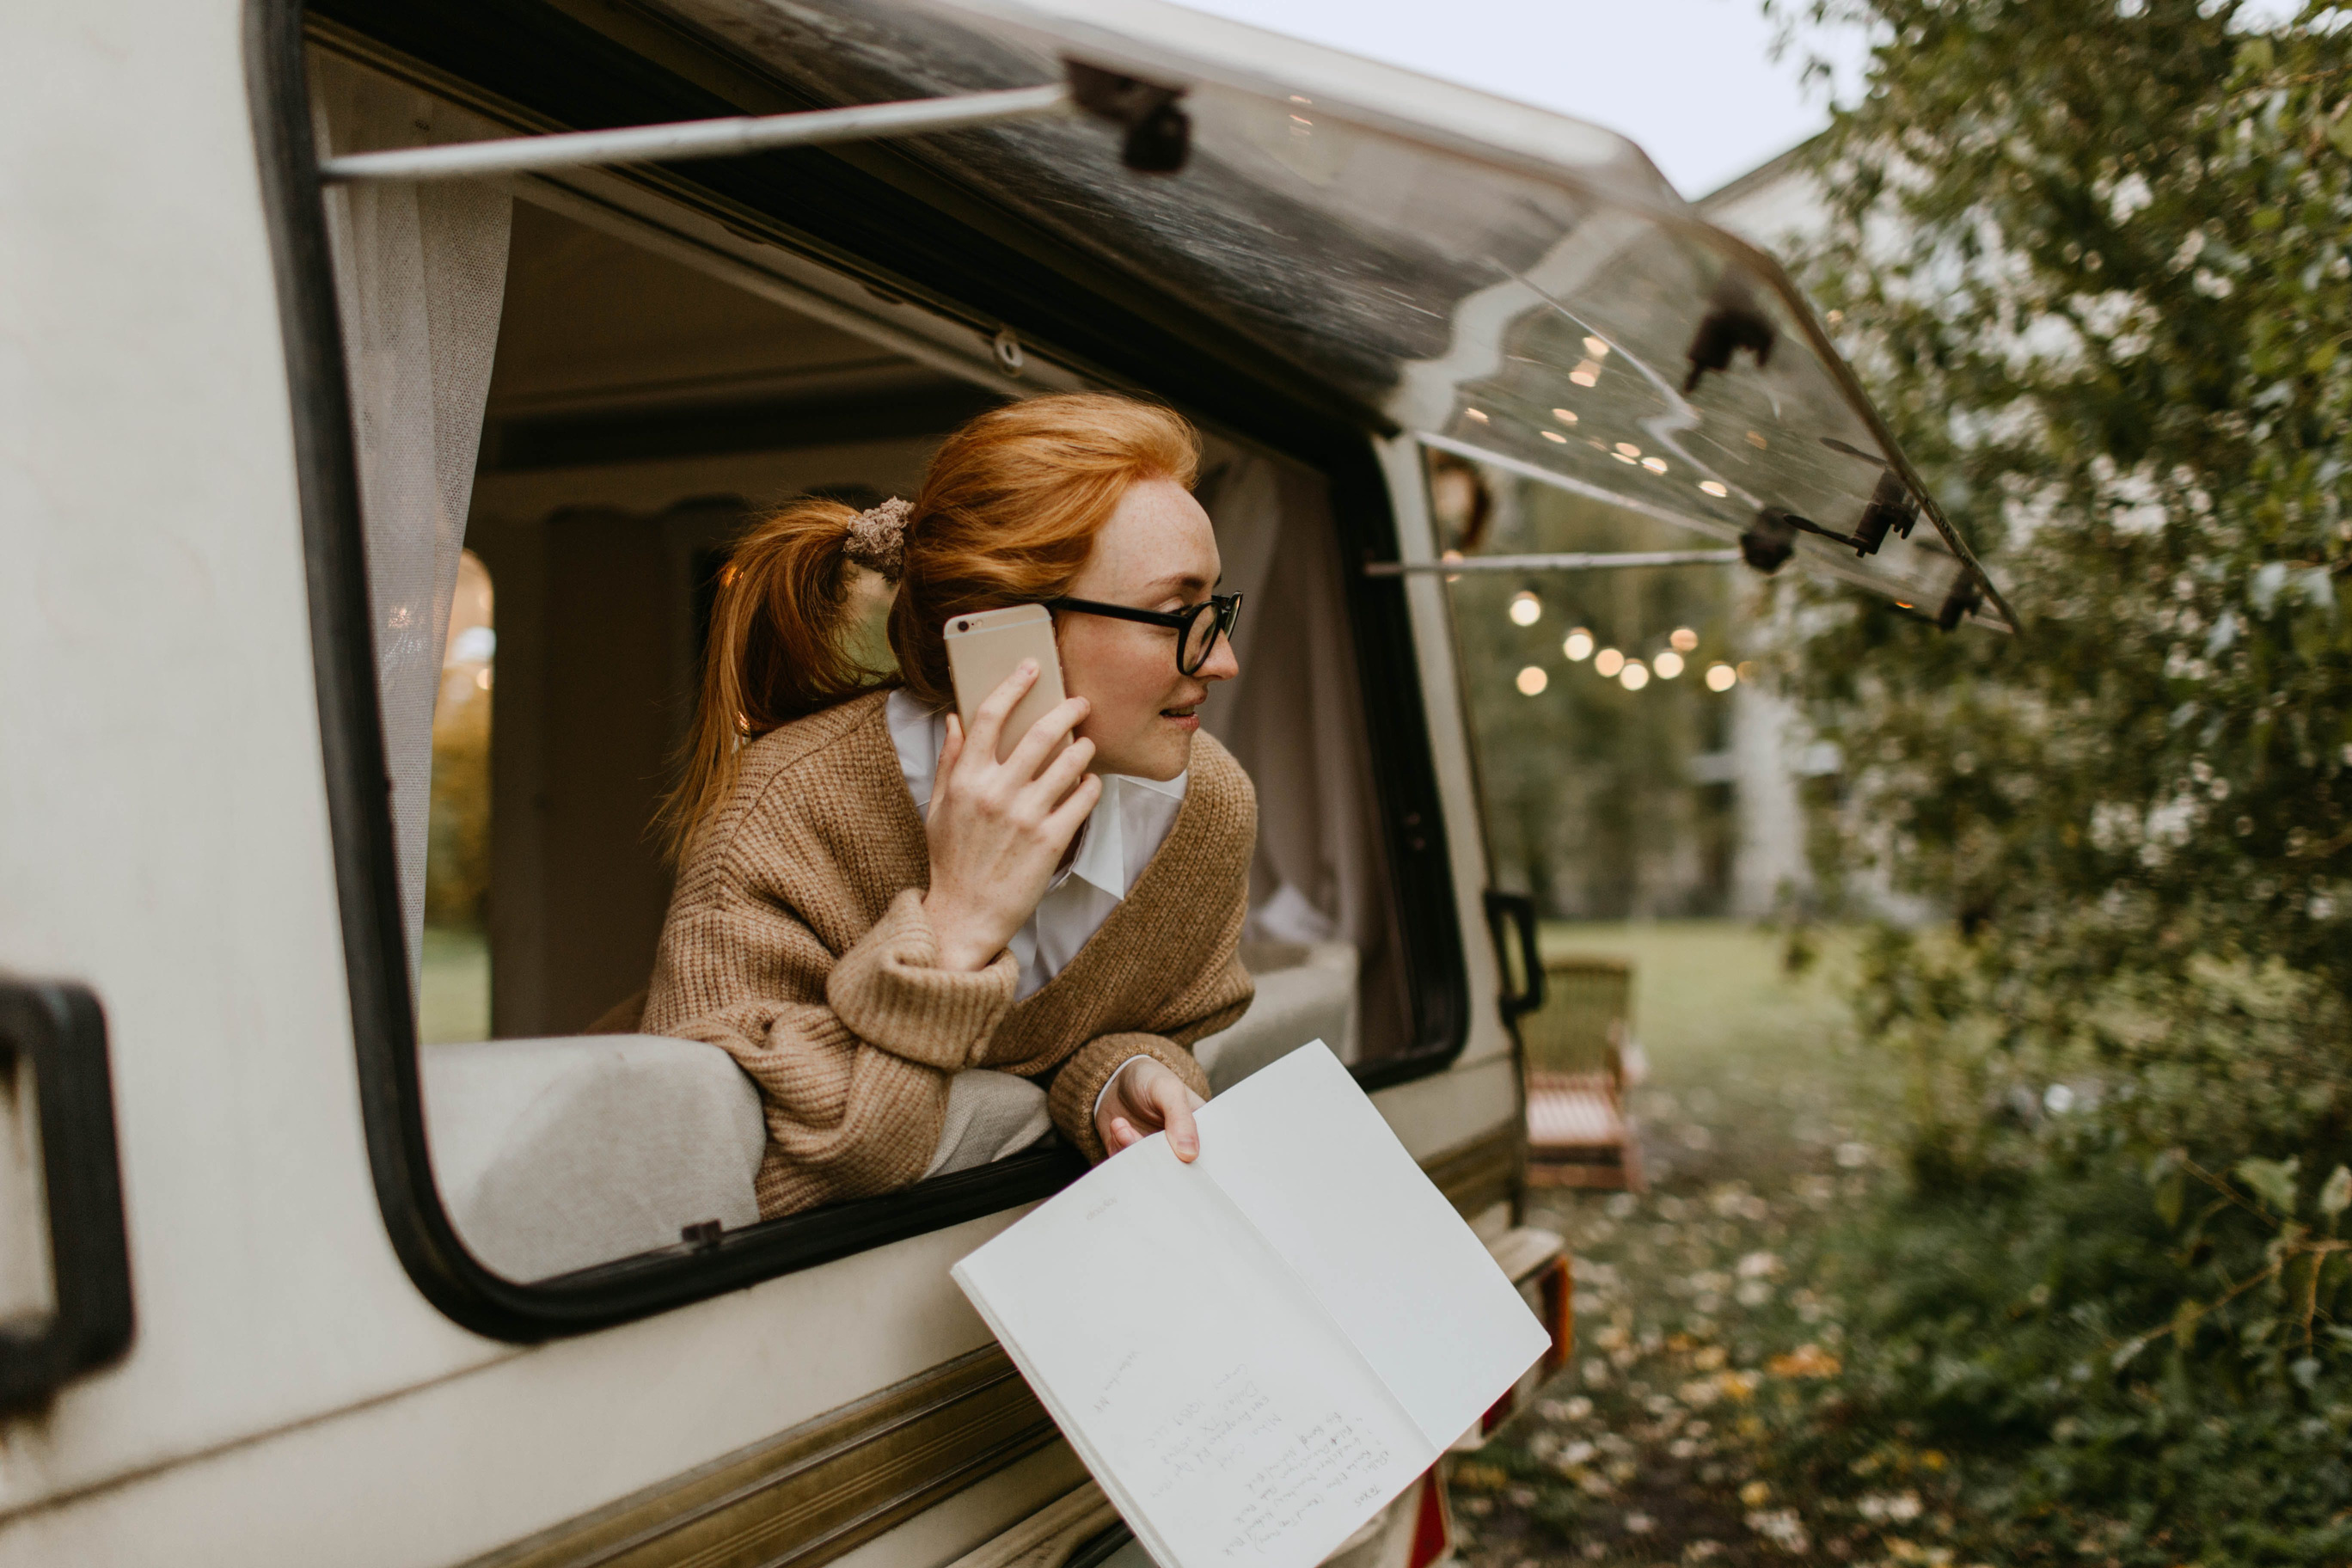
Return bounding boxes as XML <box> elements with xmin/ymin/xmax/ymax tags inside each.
<box><xmin>243</xmin><ymin>0</ymin><xmax>1467</xmax><ymax>1341</ymax></box>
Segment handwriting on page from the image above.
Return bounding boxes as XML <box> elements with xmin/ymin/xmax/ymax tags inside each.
<box><xmin>1123</xmin><ymin>1366</ymin><xmax>1394</xmax><ymax>1559</ymax></box>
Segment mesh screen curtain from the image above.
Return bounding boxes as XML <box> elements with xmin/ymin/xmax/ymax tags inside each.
<box><xmin>310</xmin><ymin>51</ymin><xmax>511</xmax><ymax>986</ymax></box>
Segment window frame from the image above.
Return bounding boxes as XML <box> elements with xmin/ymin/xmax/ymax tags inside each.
<box><xmin>247</xmin><ymin>0</ymin><xmax>1471</xmax><ymax>1341</ymax></box>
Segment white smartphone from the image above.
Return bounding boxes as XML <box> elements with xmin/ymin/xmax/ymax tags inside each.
<box><xmin>943</xmin><ymin>603</ymin><xmax>1069</xmax><ymax>764</ymax></box>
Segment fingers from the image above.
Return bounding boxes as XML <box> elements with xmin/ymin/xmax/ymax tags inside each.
<box><xmin>1026</xmin><ymin>729</ymin><xmax>1097</xmax><ymax>809</ymax></box>
<box><xmin>1158</xmin><ymin>1077</ymin><xmax>1201</xmax><ymax>1162</ymax></box>
<box><xmin>1109</xmin><ymin>1116</ymin><xmax>1139</xmax><ymax>1151</ymax></box>
<box><xmin>964</xmin><ymin>660</ymin><xmax>1039</xmax><ymax>768</ymax></box>
<box><xmin>1003</xmin><ymin>695</ymin><xmax>1091</xmax><ymax>784</ymax></box>
<box><xmin>1042</xmin><ymin>772</ymin><xmax>1104</xmax><ymax>842</ymax></box>
<box><xmin>936</xmin><ymin>713</ymin><xmax>964</xmax><ymax>778</ymax></box>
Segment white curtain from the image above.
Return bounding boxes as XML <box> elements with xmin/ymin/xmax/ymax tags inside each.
<box><xmin>310</xmin><ymin>52</ymin><xmax>512</xmax><ymax>981</ymax></box>
<box><xmin>1199</xmin><ymin>450</ymin><xmax>1400</xmax><ymax>1050</ymax></box>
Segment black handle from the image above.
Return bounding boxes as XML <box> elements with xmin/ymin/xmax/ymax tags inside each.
<box><xmin>0</xmin><ymin>978</ymin><xmax>133</xmax><ymax>1412</ymax></box>
<box><xmin>1482</xmin><ymin>891</ymin><xmax>1546</xmax><ymax>1023</ymax></box>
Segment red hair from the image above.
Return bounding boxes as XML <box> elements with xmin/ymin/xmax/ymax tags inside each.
<box><xmin>659</xmin><ymin>393</ymin><xmax>1199</xmax><ymax>861</ymax></box>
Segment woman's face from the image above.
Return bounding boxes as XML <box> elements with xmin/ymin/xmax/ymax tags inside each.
<box><xmin>1056</xmin><ymin>476</ymin><xmax>1238</xmax><ymax>781</ymax></box>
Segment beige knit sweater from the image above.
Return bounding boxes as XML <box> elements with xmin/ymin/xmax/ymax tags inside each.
<box><xmin>642</xmin><ymin>690</ymin><xmax>1256</xmax><ymax>1218</ymax></box>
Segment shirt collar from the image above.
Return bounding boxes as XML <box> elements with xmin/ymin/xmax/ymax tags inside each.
<box><xmin>883</xmin><ymin>687</ymin><xmax>1184</xmax><ymax>904</ymax></box>
<box><xmin>1065</xmin><ymin>781</ymin><xmax>1127</xmax><ymax>899</ymax></box>
<box><xmin>885</xmin><ymin>688</ymin><xmax>942</xmax><ymax>813</ymax></box>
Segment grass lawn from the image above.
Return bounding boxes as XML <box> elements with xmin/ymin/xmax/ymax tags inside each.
<box><xmin>420</xmin><ymin>924</ymin><xmax>490</xmax><ymax>1044</ymax></box>
<box><xmin>1451</xmin><ymin>920</ymin><xmax>1926</xmax><ymax>1568</ymax></box>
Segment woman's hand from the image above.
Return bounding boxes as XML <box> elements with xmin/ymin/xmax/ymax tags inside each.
<box><xmin>1096</xmin><ymin>1057</ymin><xmax>1206</xmax><ymax>1162</ymax></box>
<box><xmin>921</xmin><ymin>660</ymin><xmax>1099</xmax><ymax>973</ymax></box>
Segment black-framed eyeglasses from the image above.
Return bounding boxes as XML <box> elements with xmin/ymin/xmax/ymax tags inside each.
<box><xmin>1043</xmin><ymin>592</ymin><xmax>1244</xmax><ymax>677</ymax></box>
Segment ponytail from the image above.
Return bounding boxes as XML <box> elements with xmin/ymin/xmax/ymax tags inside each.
<box><xmin>661</xmin><ymin>394</ymin><xmax>1201</xmax><ymax>863</ymax></box>
<box><xmin>658</xmin><ymin>499</ymin><xmax>881</xmax><ymax>862</ymax></box>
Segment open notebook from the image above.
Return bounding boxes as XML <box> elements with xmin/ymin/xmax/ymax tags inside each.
<box><xmin>953</xmin><ymin>1044</ymin><xmax>1548</xmax><ymax>1568</ymax></box>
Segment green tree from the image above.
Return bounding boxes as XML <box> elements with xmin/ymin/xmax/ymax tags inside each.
<box><xmin>1756</xmin><ymin>0</ymin><xmax>2352</xmax><ymax>1554</ymax></box>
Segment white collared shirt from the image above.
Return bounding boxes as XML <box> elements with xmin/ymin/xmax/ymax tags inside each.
<box><xmin>884</xmin><ymin>689</ymin><xmax>1186</xmax><ymax>1001</ymax></box>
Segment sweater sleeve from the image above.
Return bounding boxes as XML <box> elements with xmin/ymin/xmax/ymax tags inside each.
<box><xmin>1044</xmin><ymin>895</ymin><xmax>1254</xmax><ymax>1164</ymax></box>
<box><xmin>646</xmin><ymin>871</ymin><xmax>1019</xmax><ymax>1216</ymax></box>
<box><xmin>826</xmin><ymin>889</ymin><xmax>1023</xmax><ymax>1068</ymax></box>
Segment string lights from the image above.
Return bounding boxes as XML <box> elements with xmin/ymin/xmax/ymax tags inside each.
<box><xmin>1504</xmin><ymin>618</ymin><xmax>1743</xmax><ymax>696</ymax></box>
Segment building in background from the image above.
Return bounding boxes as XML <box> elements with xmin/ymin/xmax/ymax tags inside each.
<box><xmin>1697</xmin><ymin>137</ymin><xmax>1836</xmax><ymax>920</ymax></box>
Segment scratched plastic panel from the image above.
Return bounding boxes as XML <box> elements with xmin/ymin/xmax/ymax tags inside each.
<box><xmin>645</xmin><ymin>0</ymin><xmax>2006</xmax><ymax>627</ymax></box>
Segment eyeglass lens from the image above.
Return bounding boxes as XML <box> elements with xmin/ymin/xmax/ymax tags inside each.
<box><xmin>1180</xmin><ymin>604</ymin><xmax>1218</xmax><ymax>674</ymax></box>
<box><xmin>1179</xmin><ymin>597</ymin><xmax>1240</xmax><ymax>675</ymax></box>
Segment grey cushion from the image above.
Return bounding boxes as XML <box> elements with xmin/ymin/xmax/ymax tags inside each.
<box><xmin>1194</xmin><ymin>940</ymin><xmax>1361</xmax><ymax>1094</ymax></box>
<box><xmin>419</xmin><ymin>1040</ymin><xmax>1050</xmax><ymax>1281</ymax></box>
<box><xmin>923</xmin><ymin>1069</ymin><xmax>1054</xmax><ymax>1178</ymax></box>
<box><xmin>420</xmin><ymin>943</ymin><xmax>1358</xmax><ymax>1281</ymax></box>
<box><xmin>421</xmin><ymin>1034</ymin><xmax>766</xmax><ymax>1283</ymax></box>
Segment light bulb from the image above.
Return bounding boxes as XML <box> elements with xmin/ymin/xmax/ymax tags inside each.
<box><xmin>1516</xmin><ymin>665</ymin><xmax>1549</xmax><ymax>696</ymax></box>
<box><xmin>1594</xmin><ymin>647</ymin><xmax>1626</xmax><ymax>678</ymax></box>
<box><xmin>1706</xmin><ymin>663</ymin><xmax>1737</xmax><ymax>691</ymax></box>
<box><xmin>1509</xmin><ymin>591</ymin><xmax>1542</xmax><ymax>626</ymax></box>
<box><xmin>1669</xmin><ymin>627</ymin><xmax>1699</xmax><ymax>652</ymax></box>
<box><xmin>1654</xmin><ymin>650</ymin><xmax>1685</xmax><ymax>679</ymax></box>
<box><xmin>1563</xmin><ymin>628</ymin><xmax>1595</xmax><ymax>662</ymax></box>
<box><xmin>1620</xmin><ymin>661</ymin><xmax>1650</xmax><ymax>690</ymax></box>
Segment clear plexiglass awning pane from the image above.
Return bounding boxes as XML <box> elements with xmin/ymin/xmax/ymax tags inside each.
<box><xmin>642</xmin><ymin>0</ymin><xmax>2012</xmax><ymax>630</ymax></box>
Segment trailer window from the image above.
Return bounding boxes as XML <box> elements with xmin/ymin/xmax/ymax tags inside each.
<box><xmin>289</xmin><ymin>40</ymin><xmax>1449</xmax><ymax>1334</ymax></box>
<box><xmin>421</xmin><ymin>548</ymin><xmax>493</xmax><ymax>1044</ymax></box>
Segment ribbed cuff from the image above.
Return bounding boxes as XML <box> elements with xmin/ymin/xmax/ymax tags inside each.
<box><xmin>1050</xmin><ymin>1033</ymin><xmax>1212</xmax><ymax>1163</ymax></box>
<box><xmin>826</xmin><ymin>889</ymin><xmax>1020</xmax><ymax>1071</ymax></box>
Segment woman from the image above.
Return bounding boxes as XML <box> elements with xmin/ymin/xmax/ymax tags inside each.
<box><xmin>644</xmin><ymin>394</ymin><xmax>1254</xmax><ymax>1220</ymax></box>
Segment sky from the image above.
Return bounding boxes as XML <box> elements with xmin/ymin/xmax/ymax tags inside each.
<box><xmin>1175</xmin><ymin>0</ymin><xmax>1868</xmax><ymax>199</ymax></box>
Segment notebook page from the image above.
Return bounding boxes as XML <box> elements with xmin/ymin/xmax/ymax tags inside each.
<box><xmin>1188</xmin><ymin>1044</ymin><xmax>1552</xmax><ymax>1449</ymax></box>
<box><xmin>953</xmin><ymin>1131</ymin><xmax>1432</xmax><ymax>1568</ymax></box>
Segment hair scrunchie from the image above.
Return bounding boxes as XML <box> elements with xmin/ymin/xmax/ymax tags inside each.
<box><xmin>842</xmin><ymin>497</ymin><xmax>911</xmax><ymax>580</ymax></box>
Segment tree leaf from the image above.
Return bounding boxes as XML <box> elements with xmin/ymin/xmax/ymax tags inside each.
<box><xmin>2320</xmin><ymin>1164</ymin><xmax>2352</xmax><ymax>1220</ymax></box>
<box><xmin>2233</xmin><ymin>1155</ymin><xmax>2302</xmax><ymax>1216</ymax></box>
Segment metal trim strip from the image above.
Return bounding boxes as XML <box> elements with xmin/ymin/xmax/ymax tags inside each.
<box><xmin>460</xmin><ymin>1347</ymin><xmax>1057</xmax><ymax>1568</ymax></box>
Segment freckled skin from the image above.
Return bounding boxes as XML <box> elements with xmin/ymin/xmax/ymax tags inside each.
<box><xmin>920</xmin><ymin>475</ymin><xmax>1237</xmax><ymax>1160</ymax></box>
<box><xmin>1054</xmin><ymin>477</ymin><xmax>1240</xmax><ymax>781</ymax></box>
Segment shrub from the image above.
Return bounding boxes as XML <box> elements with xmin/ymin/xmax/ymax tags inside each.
<box><xmin>1767</xmin><ymin>0</ymin><xmax>2352</xmax><ymax>1554</ymax></box>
